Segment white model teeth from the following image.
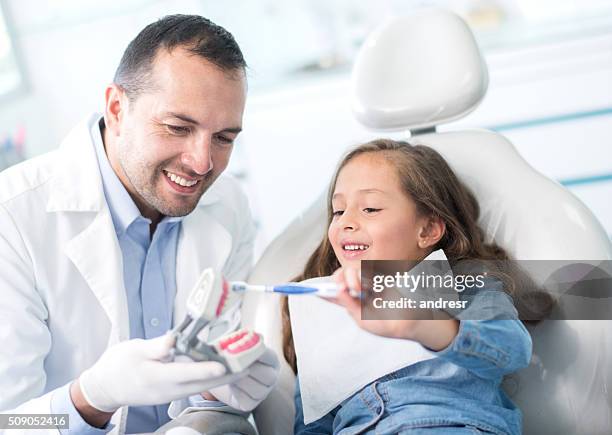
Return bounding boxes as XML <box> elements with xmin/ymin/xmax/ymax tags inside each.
<box><xmin>165</xmin><ymin>171</ymin><xmax>198</xmax><ymax>187</ymax></box>
<box><xmin>344</xmin><ymin>244</ymin><xmax>369</xmax><ymax>251</ymax></box>
<box><xmin>227</xmin><ymin>331</ymin><xmax>255</xmax><ymax>351</ymax></box>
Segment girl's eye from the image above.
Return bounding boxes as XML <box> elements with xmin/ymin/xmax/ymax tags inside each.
<box><xmin>332</xmin><ymin>210</ymin><xmax>344</xmax><ymax>217</ymax></box>
<box><xmin>363</xmin><ymin>208</ymin><xmax>381</xmax><ymax>214</ymax></box>
<box><xmin>166</xmin><ymin>124</ymin><xmax>191</xmax><ymax>135</ymax></box>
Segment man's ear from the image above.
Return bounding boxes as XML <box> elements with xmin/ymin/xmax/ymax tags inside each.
<box><xmin>104</xmin><ymin>84</ymin><xmax>128</xmax><ymax>137</ymax></box>
<box><xmin>417</xmin><ymin>215</ymin><xmax>446</xmax><ymax>249</ymax></box>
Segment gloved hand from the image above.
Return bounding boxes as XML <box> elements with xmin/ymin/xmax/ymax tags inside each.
<box><xmin>79</xmin><ymin>334</ymin><xmax>238</xmax><ymax>412</ymax></box>
<box><xmin>208</xmin><ymin>347</ymin><xmax>280</xmax><ymax>412</ymax></box>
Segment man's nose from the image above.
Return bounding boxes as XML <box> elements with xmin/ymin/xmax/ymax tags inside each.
<box><xmin>181</xmin><ymin>136</ymin><xmax>213</xmax><ymax>176</ymax></box>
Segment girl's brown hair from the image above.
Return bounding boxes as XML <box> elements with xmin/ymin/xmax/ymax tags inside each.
<box><xmin>281</xmin><ymin>139</ymin><xmax>553</xmax><ymax>373</ymax></box>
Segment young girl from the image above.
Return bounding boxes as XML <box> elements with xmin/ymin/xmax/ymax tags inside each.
<box><xmin>282</xmin><ymin>139</ymin><xmax>552</xmax><ymax>435</ymax></box>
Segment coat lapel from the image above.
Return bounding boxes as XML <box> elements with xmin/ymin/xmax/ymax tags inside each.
<box><xmin>64</xmin><ymin>209</ymin><xmax>129</xmax><ymax>344</ymax></box>
<box><xmin>48</xmin><ymin>114</ymin><xmax>129</xmax><ymax>344</ymax></box>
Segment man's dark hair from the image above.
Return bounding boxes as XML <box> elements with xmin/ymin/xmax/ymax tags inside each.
<box><xmin>114</xmin><ymin>14</ymin><xmax>246</xmax><ymax>99</ymax></box>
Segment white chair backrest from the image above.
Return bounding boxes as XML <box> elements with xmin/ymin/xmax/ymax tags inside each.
<box><xmin>352</xmin><ymin>8</ymin><xmax>488</xmax><ymax>131</ymax></box>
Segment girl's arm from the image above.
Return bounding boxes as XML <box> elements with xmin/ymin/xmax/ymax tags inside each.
<box><xmin>333</xmin><ymin>267</ymin><xmax>532</xmax><ymax>380</ymax></box>
<box><xmin>431</xmin><ymin>318</ymin><xmax>532</xmax><ymax>380</ymax></box>
<box><xmin>331</xmin><ymin>266</ymin><xmax>460</xmax><ymax>350</ymax></box>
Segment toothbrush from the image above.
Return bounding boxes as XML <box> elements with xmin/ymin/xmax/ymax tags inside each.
<box><xmin>228</xmin><ymin>281</ymin><xmax>357</xmax><ymax>298</ymax></box>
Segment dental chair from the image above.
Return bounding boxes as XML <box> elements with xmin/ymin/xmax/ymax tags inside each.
<box><xmin>241</xmin><ymin>9</ymin><xmax>612</xmax><ymax>435</ymax></box>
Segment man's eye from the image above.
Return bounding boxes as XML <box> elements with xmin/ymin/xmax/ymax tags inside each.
<box><xmin>166</xmin><ymin>124</ymin><xmax>191</xmax><ymax>135</ymax></box>
<box><xmin>214</xmin><ymin>134</ymin><xmax>234</xmax><ymax>146</ymax></box>
<box><xmin>364</xmin><ymin>208</ymin><xmax>381</xmax><ymax>213</ymax></box>
<box><xmin>332</xmin><ymin>210</ymin><xmax>344</xmax><ymax>217</ymax></box>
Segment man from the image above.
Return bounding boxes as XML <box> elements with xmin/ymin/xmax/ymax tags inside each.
<box><xmin>0</xmin><ymin>15</ymin><xmax>278</xmax><ymax>434</ymax></box>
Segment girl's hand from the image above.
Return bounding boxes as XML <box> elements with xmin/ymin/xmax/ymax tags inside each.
<box><xmin>329</xmin><ymin>267</ymin><xmax>460</xmax><ymax>351</ymax></box>
<box><xmin>329</xmin><ymin>266</ymin><xmax>422</xmax><ymax>340</ymax></box>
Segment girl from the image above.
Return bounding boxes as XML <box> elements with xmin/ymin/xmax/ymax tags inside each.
<box><xmin>282</xmin><ymin>139</ymin><xmax>552</xmax><ymax>435</ymax></box>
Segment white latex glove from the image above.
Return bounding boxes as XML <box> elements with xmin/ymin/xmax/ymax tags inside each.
<box><xmin>79</xmin><ymin>334</ymin><xmax>241</xmax><ymax>412</ymax></box>
<box><xmin>209</xmin><ymin>347</ymin><xmax>280</xmax><ymax>412</ymax></box>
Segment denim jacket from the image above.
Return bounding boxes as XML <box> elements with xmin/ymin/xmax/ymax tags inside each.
<box><xmin>293</xmin><ymin>280</ymin><xmax>532</xmax><ymax>435</ymax></box>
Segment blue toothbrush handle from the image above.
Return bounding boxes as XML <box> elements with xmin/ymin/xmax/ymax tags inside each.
<box><xmin>272</xmin><ymin>285</ymin><xmax>319</xmax><ymax>295</ymax></box>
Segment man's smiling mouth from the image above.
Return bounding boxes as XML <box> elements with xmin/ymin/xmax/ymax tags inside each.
<box><xmin>163</xmin><ymin>170</ymin><xmax>199</xmax><ymax>187</ymax></box>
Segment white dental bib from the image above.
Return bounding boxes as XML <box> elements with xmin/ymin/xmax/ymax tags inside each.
<box><xmin>289</xmin><ymin>250</ymin><xmax>450</xmax><ymax>424</ymax></box>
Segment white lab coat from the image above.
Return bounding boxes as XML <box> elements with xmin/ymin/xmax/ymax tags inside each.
<box><xmin>0</xmin><ymin>114</ymin><xmax>256</xmax><ymax>434</ymax></box>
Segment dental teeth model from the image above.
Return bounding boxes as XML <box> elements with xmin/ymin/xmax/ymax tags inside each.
<box><xmin>214</xmin><ymin>329</ymin><xmax>265</xmax><ymax>373</ymax></box>
<box><xmin>171</xmin><ymin>268</ymin><xmax>265</xmax><ymax>373</ymax></box>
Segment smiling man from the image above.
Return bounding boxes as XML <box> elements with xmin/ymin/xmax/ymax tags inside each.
<box><xmin>0</xmin><ymin>15</ymin><xmax>278</xmax><ymax>434</ymax></box>
<box><xmin>105</xmin><ymin>42</ymin><xmax>247</xmax><ymax>227</ymax></box>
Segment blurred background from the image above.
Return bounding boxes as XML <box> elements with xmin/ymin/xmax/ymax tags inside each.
<box><xmin>0</xmin><ymin>0</ymin><xmax>611</xmax><ymax>255</ymax></box>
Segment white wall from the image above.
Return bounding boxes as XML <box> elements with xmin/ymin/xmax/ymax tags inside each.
<box><xmin>0</xmin><ymin>0</ymin><xmax>238</xmax><ymax>157</ymax></box>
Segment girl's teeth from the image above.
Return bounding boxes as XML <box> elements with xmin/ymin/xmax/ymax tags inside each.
<box><xmin>344</xmin><ymin>244</ymin><xmax>369</xmax><ymax>251</ymax></box>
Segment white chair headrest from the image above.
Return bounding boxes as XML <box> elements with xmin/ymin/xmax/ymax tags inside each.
<box><xmin>351</xmin><ymin>9</ymin><xmax>488</xmax><ymax>131</ymax></box>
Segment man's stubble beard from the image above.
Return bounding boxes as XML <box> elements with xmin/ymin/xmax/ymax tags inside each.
<box><xmin>131</xmin><ymin>165</ymin><xmax>216</xmax><ymax>217</ymax></box>
<box><xmin>116</xmin><ymin>133</ymin><xmax>218</xmax><ymax>218</ymax></box>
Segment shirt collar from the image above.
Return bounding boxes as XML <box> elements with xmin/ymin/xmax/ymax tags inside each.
<box><xmin>91</xmin><ymin>116</ymin><xmax>182</xmax><ymax>237</ymax></box>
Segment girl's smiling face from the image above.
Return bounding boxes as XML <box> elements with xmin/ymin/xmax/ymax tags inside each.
<box><xmin>328</xmin><ymin>153</ymin><xmax>431</xmax><ymax>268</ymax></box>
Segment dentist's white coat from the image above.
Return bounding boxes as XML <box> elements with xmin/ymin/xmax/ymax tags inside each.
<box><xmin>0</xmin><ymin>115</ymin><xmax>256</xmax><ymax>434</ymax></box>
